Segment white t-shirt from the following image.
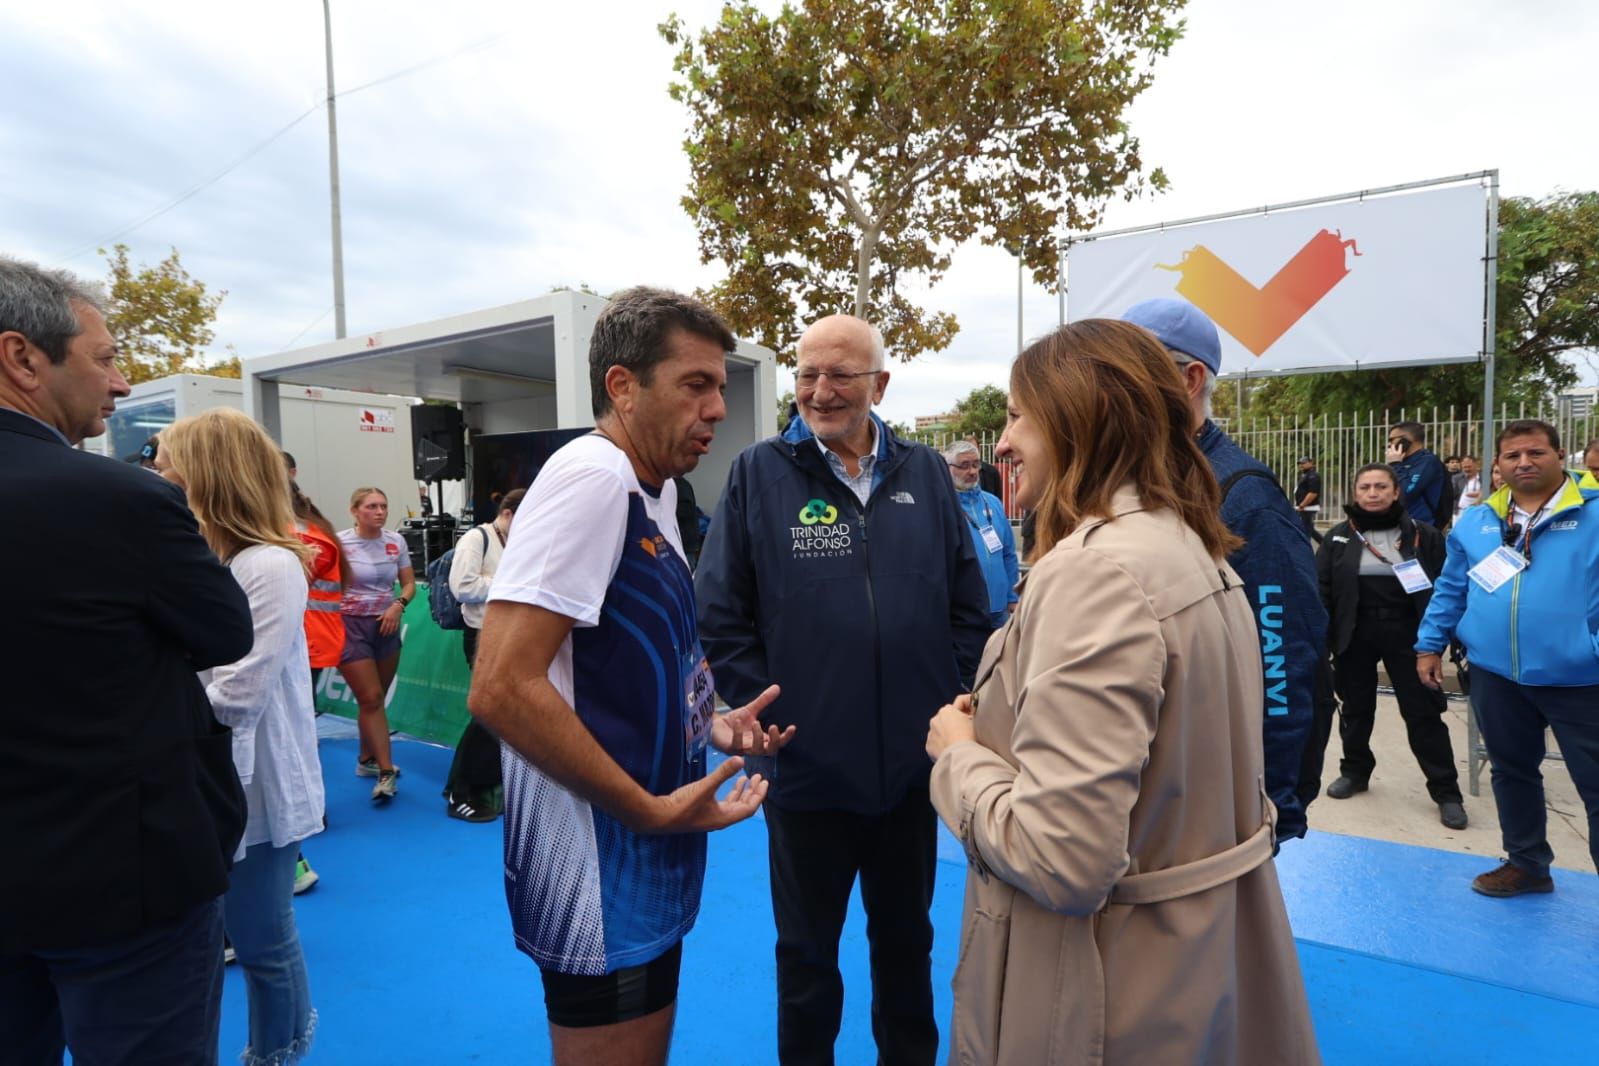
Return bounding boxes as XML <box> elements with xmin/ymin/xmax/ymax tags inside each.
<box><xmin>490</xmin><ymin>434</ymin><xmax>681</xmax><ymax>644</ymax></box>
<box><xmin>338</xmin><ymin>528</ymin><xmax>409</xmax><ymax>616</ymax></box>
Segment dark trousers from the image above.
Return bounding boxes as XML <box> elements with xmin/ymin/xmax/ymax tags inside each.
<box><xmin>764</xmin><ymin>786</ymin><xmax>938</xmax><ymax>1066</ymax></box>
<box><xmin>1333</xmin><ymin>612</ymin><xmax>1462</xmax><ymax>803</ymax></box>
<box><xmin>0</xmin><ymin>897</ymin><xmax>225</xmax><ymax>1065</ymax></box>
<box><xmin>1295</xmin><ymin>654</ymin><xmax>1340</xmax><ymax>817</ymax></box>
<box><xmin>445</xmin><ymin>627</ymin><xmax>502</xmax><ymax>803</ymax></box>
<box><xmin>1470</xmin><ymin>667</ymin><xmax>1599</xmax><ymax>878</ymax></box>
<box><xmin>1299</xmin><ymin>511</ymin><xmax>1323</xmax><ymax>543</ymax></box>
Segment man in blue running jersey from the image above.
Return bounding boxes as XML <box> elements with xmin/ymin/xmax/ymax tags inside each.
<box><xmin>469</xmin><ymin>288</ymin><xmax>793</xmax><ymax>1066</ymax></box>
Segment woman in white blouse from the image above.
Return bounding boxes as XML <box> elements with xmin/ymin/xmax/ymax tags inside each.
<box><xmin>157</xmin><ymin>408</ymin><xmax>324</xmax><ymax>1066</ymax></box>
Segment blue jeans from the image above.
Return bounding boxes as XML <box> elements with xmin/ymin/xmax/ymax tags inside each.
<box><xmin>224</xmin><ymin>842</ymin><xmax>316</xmax><ymax>1065</ymax></box>
<box><xmin>0</xmin><ymin>896</ymin><xmax>225</xmax><ymax>1065</ymax></box>
<box><xmin>1471</xmin><ymin>667</ymin><xmax>1599</xmax><ymax>878</ymax></box>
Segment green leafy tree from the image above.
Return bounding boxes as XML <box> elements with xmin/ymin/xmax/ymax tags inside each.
<box><xmin>777</xmin><ymin>388</ymin><xmax>796</xmax><ymax>431</ymax></box>
<box><xmin>950</xmin><ymin>383</ymin><xmax>1008</xmax><ymax>437</ymax></box>
<box><xmin>100</xmin><ymin>244</ymin><xmax>237</xmax><ymax>384</ymax></box>
<box><xmin>1245</xmin><ymin>191</ymin><xmax>1597</xmax><ymax>419</ymax></box>
<box><xmin>661</xmin><ymin>0</ymin><xmax>1186</xmax><ymax>362</ymax></box>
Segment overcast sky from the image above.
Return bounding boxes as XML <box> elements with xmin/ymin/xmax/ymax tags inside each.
<box><xmin>4</xmin><ymin>0</ymin><xmax>1596</xmax><ymax>425</ymax></box>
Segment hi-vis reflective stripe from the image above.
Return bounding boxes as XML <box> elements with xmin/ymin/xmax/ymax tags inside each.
<box><xmin>306</xmin><ymin>599</ymin><xmax>341</xmax><ymax>613</ymax></box>
<box><xmin>311</xmin><ymin>579</ymin><xmax>341</xmax><ymax>593</ymax></box>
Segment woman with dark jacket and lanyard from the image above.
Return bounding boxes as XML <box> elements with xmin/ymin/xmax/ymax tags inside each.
<box><xmin>1318</xmin><ymin>462</ymin><xmax>1467</xmax><ymax>829</ymax></box>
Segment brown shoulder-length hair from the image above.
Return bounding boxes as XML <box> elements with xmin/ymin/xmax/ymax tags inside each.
<box><xmin>1011</xmin><ymin>319</ymin><xmax>1241</xmax><ymax>562</ymax></box>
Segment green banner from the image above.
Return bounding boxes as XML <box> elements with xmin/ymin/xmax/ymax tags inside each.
<box><xmin>313</xmin><ymin>590</ymin><xmax>474</xmax><ymax>747</ymax></box>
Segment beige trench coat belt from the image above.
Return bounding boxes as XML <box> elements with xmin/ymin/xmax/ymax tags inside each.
<box><xmin>1108</xmin><ymin>782</ymin><xmax>1276</xmax><ymax>907</ymax></box>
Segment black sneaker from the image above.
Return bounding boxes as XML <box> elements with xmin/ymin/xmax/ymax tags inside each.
<box><xmin>1438</xmin><ymin>801</ymin><xmax>1468</xmax><ymax>830</ymax></box>
<box><xmin>447</xmin><ymin>794</ymin><xmax>498</xmax><ymax>823</ymax></box>
<box><xmin>1326</xmin><ymin>776</ymin><xmax>1369</xmax><ymax>800</ymax></box>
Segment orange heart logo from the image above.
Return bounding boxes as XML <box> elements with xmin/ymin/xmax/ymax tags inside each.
<box><xmin>1157</xmin><ymin>229</ymin><xmax>1361</xmax><ymax>356</ymax></box>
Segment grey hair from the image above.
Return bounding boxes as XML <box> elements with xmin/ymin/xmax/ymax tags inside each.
<box><xmin>0</xmin><ymin>256</ymin><xmax>106</xmax><ymax>365</ymax></box>
<box><xmin>797</xmin><ymin>317</ymin><xmax>886</xmax><ymax>371</ymax></box>
<box><xmin>1172</xmin><ymin>352</ymin><xmax>1217</xmax><ymax>419</ymax></box>
<box><xmin>588</xmin><ymin>286</ymin><xmax>735</xmax><ymax>418</ymax></box>
<box><xmin>943</xmin><ymin>440</ymin><xmax>980</xmax><ymax>463</ymax></box>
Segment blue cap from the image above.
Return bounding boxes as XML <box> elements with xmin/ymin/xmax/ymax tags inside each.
<box><xmin>1120</xmin><ymin>298</ymin><xmax>1222</xmax><ymax>375</ymax></box>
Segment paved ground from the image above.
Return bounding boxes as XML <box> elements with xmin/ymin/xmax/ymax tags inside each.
<box><xmin>1304</xmin><ymin>687</ymin><xmax>1594</xmax><ymax>873</ymax></box>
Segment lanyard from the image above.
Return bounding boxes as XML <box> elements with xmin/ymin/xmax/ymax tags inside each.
<box><xmin>1348</xmin><ymin>520</ymin><xmax>1411</xmax><ymax>566</ymax></box>
<box><xmin>1508</xmin><ymin>486</ymin><xmax>1562</xmax><ymax>565</ymax></box>
<box><xmin>961</xmin><ymin>494</ymin><xmax>995</xmax><ymax>530</ymax></box>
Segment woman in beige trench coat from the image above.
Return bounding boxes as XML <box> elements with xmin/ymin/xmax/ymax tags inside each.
<box><xmin>926</xmin><ymin>320</ymin><xmax>1319</xmax><ymax>1066</ymax></box>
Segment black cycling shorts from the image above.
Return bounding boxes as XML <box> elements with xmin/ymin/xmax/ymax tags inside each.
<box><xmin>539</xmin><ymin>941</ymin><xmax>683</xmax><ymax>1029</ymax></box>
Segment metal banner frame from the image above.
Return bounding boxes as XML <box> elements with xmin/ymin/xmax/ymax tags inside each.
<box><xmin>1058</xmin><ymin>171</ymin><xmax>1502</xmax><ymax>794</ymax></box>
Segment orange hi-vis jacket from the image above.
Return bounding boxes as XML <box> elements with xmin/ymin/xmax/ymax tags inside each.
<box><xmin>297</xmin><ymin>524</ymin><xmax>346</xmax><ymax>668</ymax></box>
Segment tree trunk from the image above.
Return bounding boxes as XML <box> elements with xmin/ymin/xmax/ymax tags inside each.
<box><xmin>854</xmin><ymin>226</ymin><xmax>879</xmax><ymax>318</ymax></box>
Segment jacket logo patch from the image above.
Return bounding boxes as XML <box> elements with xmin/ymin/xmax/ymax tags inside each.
<box><xmin>1551</xmin><ymin>519</ymin><xmax>1579</xmax><ymax>531</ymax></box>
<box><xmin>1330</xmin><ymin>535</ymin><xmax>1349</xmax><ymax>543</ymax></box>
<box><xmin>798</xmin><ymin>498</ymin><xmax>839</xmax><ymax>525</ymax></box>
<box><xmin>790</xmin><ymin>498</ymin><xmax>853</xmax><ymax>558</ymax></box>
<box><xmin>891</xmin><ymin>491</ymin><xmax>915</xmax><ymax>504</ymax></box>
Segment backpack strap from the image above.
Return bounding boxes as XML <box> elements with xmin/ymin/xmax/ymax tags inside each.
<box><xmin>1219</xmin><ymin>466</ymin><xmax>1282</xmax><ymax>502</ymax></box>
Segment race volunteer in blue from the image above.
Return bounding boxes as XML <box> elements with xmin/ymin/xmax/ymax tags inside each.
<box><xmin>1417</xmin><ymin>419</ymin><xmax>1599</xmax><ymax>897</ymax></box>
<box><xmin>945</xmin><ymin>439</ymin><xmax>1018</xmax><ymax>628</ymax></box>
<box><xmin>466</xmin><ymin>289</ymin><xmax>791</xmax><ymax>1066</ymax></box>
<box><xmin>1122</xmin><ymin>299</ymin><xmax>1328</xmax><ymax>843</ymax></box>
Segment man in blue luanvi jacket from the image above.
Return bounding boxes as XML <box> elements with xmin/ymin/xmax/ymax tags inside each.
<box><xmin>1122</xmin><ymin>298</ymin><xmax>1328</xmax><ymax>844</ymax></box>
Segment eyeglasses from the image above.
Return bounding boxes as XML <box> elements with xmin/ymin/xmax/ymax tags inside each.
<box><xmin>948</xmin><ymin>461</ymin><xmax>981</xmax><ymax>471</ymax></box>
<box><xmin>795</xmin><ymin>368</ymin><xmax>881</xmax><ymax>389</ymax></box>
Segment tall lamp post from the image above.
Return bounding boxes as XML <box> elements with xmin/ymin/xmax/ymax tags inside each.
<box><xmin>323</xmin><ymin>0</ymin><xmax>347</xmax><ymax>339</ymax></box>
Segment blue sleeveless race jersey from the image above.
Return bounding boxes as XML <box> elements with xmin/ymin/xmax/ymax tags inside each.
<box><xmin>501</xmin><ymin>488</ymin><xmax>713</xmax><ymax>975</ymax></box>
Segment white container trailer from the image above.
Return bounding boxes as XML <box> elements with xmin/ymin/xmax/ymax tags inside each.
<box><xmin>83</xmin><ymin>374</ymin><xmax>420</xmax><ymax>528</ymax></box>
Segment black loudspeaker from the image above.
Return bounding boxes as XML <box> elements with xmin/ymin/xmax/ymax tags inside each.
<box><xmin>410</xmin><ymin>405</ymin><xmax>466</xmax><ymax>481</ymax></box>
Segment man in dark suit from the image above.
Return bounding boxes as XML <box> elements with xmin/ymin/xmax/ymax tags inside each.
<box><xmin>0</xmin><ymin>257</ymin><xmax>254</xmax><ymax>1064</ymax></box>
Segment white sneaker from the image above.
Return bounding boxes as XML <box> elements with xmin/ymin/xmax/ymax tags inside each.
<box><xmin>371</xmin><ymin>769</ymin><xmax>399</xmax><ymax>803</ymax></box>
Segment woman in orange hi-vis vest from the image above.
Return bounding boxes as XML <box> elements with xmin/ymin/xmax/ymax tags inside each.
<box><xmin>289</xmin><ymin>483</ymin><xmax>349</xmax><ymax>895</ymax></box>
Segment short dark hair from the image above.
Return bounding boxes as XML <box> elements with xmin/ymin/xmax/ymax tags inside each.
<box><xmin>1584</xmin><ymin>438</ymin><xmax>1599</xmax><ymax>456</ymax></box>
<box><xmin>1352</xmin><ymin>462</ymin><xmax>1399</xmax><ymax>491</ymax></box>
<box><xmin>588</xmin><ymin>287</ymin><xmax>735</xmax><ymax>418</ymax></box>
<box><xmin>282</xmin><ymin>451</ymin><xmax>297</xmax><ymax>470</ymax></box>
<box><xmin>0</xmin><ymin>256</ymin><xmax>106</xmax><ymax>365</ymax></box>
<box><xmin>500</xmin><ymin>488</ymin><xmax>527</xmax><ymax>514</ymax></box>
<box><xmin>1495</xmin><ymin>419</ymin><xmax>1561</xmax><ymax>454</ymax></box>
<box><xmin>1445</xmin><ymin>454</ymin><xmax>1461</xmax><ymax>463</ymax></box>
<box><xmin>1389</xmin><ymin>420</ymin><xmax>1425</xmax><ymax>444</ymax></box>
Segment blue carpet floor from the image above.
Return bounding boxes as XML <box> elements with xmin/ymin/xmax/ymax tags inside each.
<box><xmin>208</xmin><ymin>738</ymin><xmax>1598</xmax><ymax>1064</ymax></box>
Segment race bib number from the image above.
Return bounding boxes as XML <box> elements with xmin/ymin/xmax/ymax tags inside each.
<box><xmin>683</xmin><ymin>648</ymin><xmax>715</xmax><ymax>759</ymax></box>
<box><xmin>1468</xmin><ymin>546</ymin><xmax>1527</xmax><ymax>594</ymax></box>
<box><xmin>1393</xmin><ymin>558</ymin><xmax>1433</xmax><ymax>594</ymax></box>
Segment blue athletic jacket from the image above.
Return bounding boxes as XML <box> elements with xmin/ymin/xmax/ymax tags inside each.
<box><xmin>1416</xmin><ymin>476</ymin><xmax>1599</xmax><ymax>686</ymax></box>
<box><xmin>1199</xmin><ymin>421</ymin><xmax>1327</xmax><ymax>841</ymax></box>
<box><xmin>694</xmin><ymin>415</ymin><xmax>991</xmax><ymax>814</ymax></box>
<box><xmin>1392</xmin><ymin>447</ymin><xmax>1449</xmax><ymax>528</ymax></box>
<box><xmin>956</xmin><ymin>485</ymin><xmax>1019</xmax><ymax>628</ymax></box>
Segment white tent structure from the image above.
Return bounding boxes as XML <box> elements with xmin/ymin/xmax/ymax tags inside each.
<box><xmin>240</xmin><ymin>290</ymin><xmax>779</xmax><ymax>516</ymax></box>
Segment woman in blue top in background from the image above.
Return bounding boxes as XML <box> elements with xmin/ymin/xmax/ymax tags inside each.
<box><xmin>944</xmin><ymin>440</ymin><xmax>1018</xmax><ymax>629</ymax></box>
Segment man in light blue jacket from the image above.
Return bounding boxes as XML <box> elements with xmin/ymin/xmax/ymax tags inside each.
<box><xmin>944</xmin><ymin>440</ymin><xmax>1018</xmax><ymax>629</ymax></box>
<box><xmin>1417</xmin><ymin>418</ymin><xmax>1599</xmax><ymax>897</ymax></box>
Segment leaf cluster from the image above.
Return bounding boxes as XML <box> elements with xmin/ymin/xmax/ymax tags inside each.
<box><xmin>100</xmin><ymin>244</ymin><xmax>235</xmax><ymax>384</ymax></box>
<box><xmin>662</xmin><ymin>0</ymin><xmax>1186</xmax><ymax>362</ymax></box>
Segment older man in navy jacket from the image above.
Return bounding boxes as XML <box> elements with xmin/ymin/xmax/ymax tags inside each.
<box><xmin>697</xmin><ymin>314</ymin><xmax>989</xmax><ymax>1066</ymax></box>
<box><xmin>1122</xmin><ymin>299</ymin><xmax>1329</xmax><ymax>844</ymax></box>
<box><xmin>0</xmin><ymin>257</ymin><xmax>253</xmax><ymax>1064</ymax></box>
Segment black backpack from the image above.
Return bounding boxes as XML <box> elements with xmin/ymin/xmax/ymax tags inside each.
<box><xmin>426</xmin><ymin>526</ymin><xmax>489</xmax><ymax>631</ymax></box>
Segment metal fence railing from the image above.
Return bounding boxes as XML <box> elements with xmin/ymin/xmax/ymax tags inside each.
<box><xmin>912</xmin><ymin>403</ymin><xmax>1598</xmax><ymax>526</ymax></box>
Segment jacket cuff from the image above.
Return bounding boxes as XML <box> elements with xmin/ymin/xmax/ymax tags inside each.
<box><xmin>930</xmin><ymin>744</ymin><xmax>1015</xmax><ymax>881</ymax></box>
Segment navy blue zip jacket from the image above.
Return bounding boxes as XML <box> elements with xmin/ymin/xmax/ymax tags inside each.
<box><xmin>1200</xmin><ymin>421</ymin><xmax>1327</xmax><ymax>841</ymax></box>
<box><xmin>695</xmin><ymin>414</ymin><xmax>991</xmax><ymax>814</ymax></box>
<box><xmin>1392</xmin><ymin>447</ymin><xmax>1449</xmax><ymax>527</ymax></box>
